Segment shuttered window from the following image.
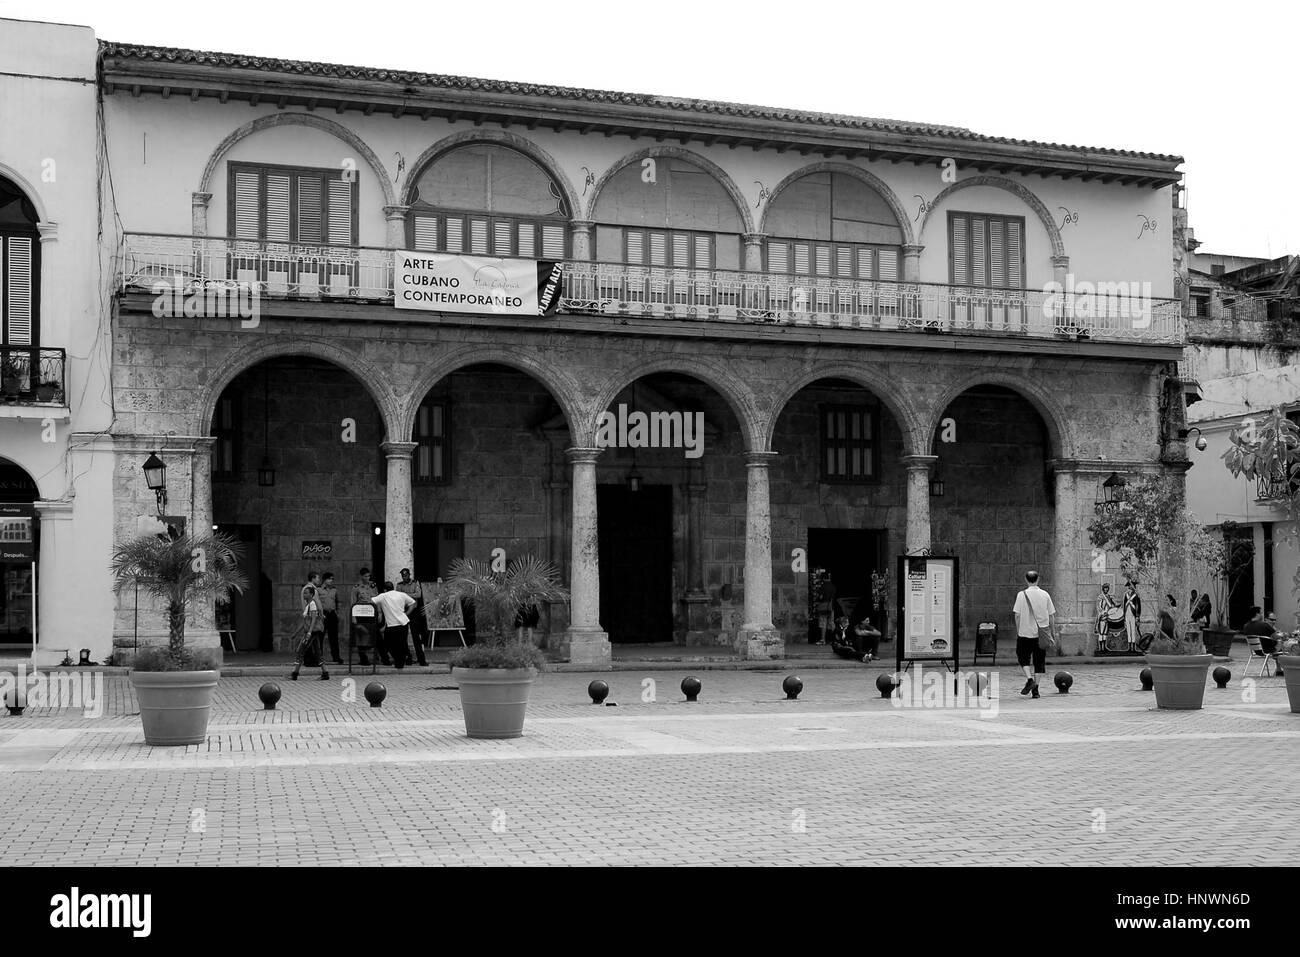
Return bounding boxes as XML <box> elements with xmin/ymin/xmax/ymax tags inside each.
<box><xmin>948</xmin><ymin>212</ymin><xmax>1025</xmax><ymax>288</ymax></box>
<box><xmin>1</xmin><ymin>236</ymin><xmax>36</xmax><ymax>346</ymax></box>
<box><xmin>411</xmin><ymin>213</ymin><xmax>568</xmax><ymax>259</ymax></box>
<box><xmin>413</xmin><ymin>398</ymin><xmax>451</xmax><ymax>486</ymax></box>
<box><xmin>227</xmin><ymin>163</ymin><xmax>358</xmax><ymax>245</ymax></box>
<box><xmin>820</xmin><ymin>404</ymin><xmax>879</xmax><ymax>482</ymax></box>
<box><xmin>618</xmin><ymin>228</ymin><xmax>714</xmax><ymax>268</ymax></box>
<box><xmin>765</xmin><ymin>237</ymin><xmax>900</xmax><ymax>282</ymax></box>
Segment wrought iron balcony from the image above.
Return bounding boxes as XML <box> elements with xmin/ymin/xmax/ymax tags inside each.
<box><xmin>0</xmin><ymin>345</ymin><xmax>67</xmax><ymax>406</ymax></box>
<box><xmin>121</xmin><ymin>233</ymin><xmax>1184</xmax><ymax>345</ymax></box>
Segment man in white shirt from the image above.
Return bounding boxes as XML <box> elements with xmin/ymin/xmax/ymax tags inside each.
<box><xmin>1012</xmin><ymin>570</ymin><xmax>1057</xmax><ymax>699</ymax></box>
<box><xmin>372</xmin><ymin>581</ymin><xmax>418</xmax><ymax>670</ymax></box>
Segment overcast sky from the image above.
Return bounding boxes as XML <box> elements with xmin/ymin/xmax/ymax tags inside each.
<box><xmin>3</xmin><ymin>0</ymin><xmax>1295</xmax><ymax>256</ymax></box>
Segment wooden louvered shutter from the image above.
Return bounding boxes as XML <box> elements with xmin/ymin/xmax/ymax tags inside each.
<box><xmin>950</xmin><ymin>214</ymin><xmax>968</xmax><ymax>285</ymax></box>
<box><xmin>296</xmin><ymin>174</ymin><xmax>323</xmax><ymax>244</ymax></box>
<box><xmin>3</xmin><ymin>237</ymin><xmax>33</xmax><ymax>345</ymax></box>
<box><xmin>672</xmin><ymin>233</ymin><xmax>689</xmax><ymax>268</ymax></box>
<box><xmin>493</xmin><ymin>220</ymin><xmax>513</xmax><ymax>256</ymax></box>
<box><xmin>649</xmin><ymin>232</ymin><xmax>667</xmax><ymax>267</ymax></box>
<box><xmin>445</xmin><ymin>218</ymin><xmax>464</xmax><ymax>253</ymax></box>
<box><xmin>694</xmin><ymin>235</ymin><xmax>711</xmax><ymax>270</ymax></box>
<box><xmin>626</xmin><ymin>230</ymin><xmax>644</xmax><ymax>265</ymax></box>
<box><xmin>793</xmin><ymin>243</ymin><xmax>810</xmax><ymax>275</ymax></box>
<box><xmin>541</xmin><ymin>224</ymin><xmax>565</xmax><ymax>259</ymax></box>
<box><xmin>767</xmin><ymin>242</ymin><xmax>788</xmax><ymax>273</ymax></box>
<box><xmin>971</xmin><ymin>216</ymin><xmax>987</xmax><ymax>287</ymax></box>
<box><xmin>837</xmin><ymin>247</ymin><xmax>854</xmax><ymax>278</ymax></box>
<box><xmin>233</xmin><ymin>171</ymin><xmax>261</xmax><ymax>239</ymax></box>
<box><xmin>857</xmin><ymin>248</ymin><xmax>875</xmax><ymax>280</ymax></box>
<box><xmin>877</xmin><ymin>249</ymin><xmax>898</xmax><ymax>283</ymax></box>
<box><xmin>989</xmin><ymin>218</ymin><xmax>1007</xmax><ymax>287</ymax></box>
<box><xmin>413</xmin><ymin>215</ymin><xmax>438</xmax><ymax>251</ymax></box>
<box><xmin>814</xmin><ymin>245</ymin><xmax>832</xmax><ymax>277</ymax></box>
<box><xmin>517</xmin><ymin>224</ymin><xmax>535</xmax><ymax>259</ymax></box>
<box><xmin>265</xmin><ymin>174</ymin><xmax>291</xmax><ymax>242</ymax></box>
<box><xmin>327</xmin><ymin>179</ymin><xmax>353</xmax><ymax>245</ymax></box>
<box><xmin>469</xmin><ymin>218</ymin><xmax>489</xmax><ymax>255</ymax></box>
<box><xmin>1007</xmin><ymin>220</ymin><xmax>1023</xmax><ymax>288</ymax></box>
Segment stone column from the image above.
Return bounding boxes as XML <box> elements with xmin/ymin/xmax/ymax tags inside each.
<box><xmin>189</xmin><ymin>437</ymin><xmax>219</xmax><ymax>651</ymax></box>
<box><xmin>560</xmin><ymin>447</ymin><xmax>611</xmax><ymax>669</ymax></box>
<box><xmin>1049</xmin><ymin>460</ymin><xmax>1084</xmax><ymax>653</ymax></box>
<box><xmin>32</xmin><ymin>501</ymin><xmax>73</xmax><ymax>667</ymax></box>
<box><xmin>384</xmin><ymin>205</ymin><xmax>411</xmax><ymax>249</ymax></box>
<box><xmin>382</xmin><ymin>441</ymin><xmax>417</xmax><ymax>582</ymax></box>
<box><xmin>902</xmin><ymin>244</ymin><xmax>924</xmax><ymax>282</ymax></box>
<box><xmin>902</xmin><ymin>454</ymin><xmax>938</xmax><ymax>554</ymax></box>
<box><xmin>742</xmin><ymin>233</ymin><xmax>766</xmax><ymax>273</ymax></box>
<box><xmin>570</xmin><ymin>220</ymin><xmax>594</xmax><ymax>261</ymax></box>
<box><xmin>192</xmin><ymin>192</ymin><xmax>212</xmax><ymax>236</ymax></box>
<box><xmin>682</xmin><ymin>477</ymin><xmax>710</xmax><ymax>643</ymax></box>
<box><xmin>737</xmin><ymin>451</ymin><xmax>782</xmax><ymax>659</ymax></box>
<box><xmin>1052</xmin><ymin>254</ymin><xmax>1071</xmax><ymax>329</ymax></box>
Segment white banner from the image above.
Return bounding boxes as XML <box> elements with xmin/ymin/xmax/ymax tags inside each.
<box><xmin>394</xmin><ymin>252</ymin><xmax>561</xmax><ymax>316</ymax></box>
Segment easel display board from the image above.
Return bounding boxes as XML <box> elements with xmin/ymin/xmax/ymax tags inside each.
<box><xmin>895</xmin><ymin>555</ymin><xmax>960</xmax><ymax>670</ymax></box>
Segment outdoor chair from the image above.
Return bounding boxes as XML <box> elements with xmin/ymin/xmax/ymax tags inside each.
<box><xmin>1243</xmin><ymin>634</ymin><xmax>1280</xmax><ymax>678</ymax></box>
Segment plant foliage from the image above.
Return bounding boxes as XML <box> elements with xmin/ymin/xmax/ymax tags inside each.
<box><xmin>1222</xmin><ymin>408</ymin><xmax>1300</xmax><ymax>601</ymax></box>
<box><xmin>444</xmin><ymin>554</ymin><xmax>569</xmax><ymax>670</ymax></box>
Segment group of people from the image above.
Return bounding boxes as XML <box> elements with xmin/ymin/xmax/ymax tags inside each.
<box><xmin>290</xmin><ymin>566</ymin><xmax>431</xmax><ymax>680</ymax></box>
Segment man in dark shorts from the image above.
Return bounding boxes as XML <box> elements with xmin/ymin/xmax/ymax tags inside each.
<box><xmin>1012</xmin><ymin>570</ymin><xmax>1056</xmax><ymax>699</ymax></box>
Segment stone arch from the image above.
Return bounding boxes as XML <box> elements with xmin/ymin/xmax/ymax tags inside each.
<box><xmin>925</xmin><ymin>370</ymin><xmax>1074</xmax><ymax>460</ymax></box>
<box><xmin>591</xmin><ymin>356</ymin><xmax>765</xmax><ymax>453</ymax></box>
<box><xmin>400</xmin><ymin>129</ymin><xmax>581</xmax><ymax>220</ymax></box>
<box><xmin>197</xmin><ymin>338</ymin><xmax>402</xmax><ymax>440</ymax></box>
<box><xmin>403</xmin><ymin>345</ymin><xmax>585</xmax><ymax>443</ymax></box>
<box><xmin>758</xmin><ymin>162</ymin><xmax>915</xmax><ymax>246</ymax></box>
<box><xmin>196</xmin><ymin>113</ymin><xmax>396</xmax><ymax>215</ymax></box>
<box><xmin>0</xmin><ymin>164</ymin><xmax>50</xmax><ymax>223</ymax></box>
<box><xmin>584</xmin><ymin>146</ymin><xmax>756</xmax><ymax>233</ymax></box>
<box><xmin>0</xmin><ymin>453</ymin><xmax>53</xmax><ymax>502</ymax></box>
<box><xmin>919</xmin><ymin>174</ymin><xmax>1065</xmax><ymax>258</ymax></box>
<box><xmin>765</xmin><ymin>364</ymin><xmax>929</xmax><ymax>457</ymax></box>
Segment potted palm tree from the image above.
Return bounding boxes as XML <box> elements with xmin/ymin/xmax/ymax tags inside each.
<box><xmin>1223</xmin><ymin>408</ymin><xmax>1300</xmax><ymax>712</ymax></box>
<box><xmin>444</xmin><ymin>554</ymin><xmax>569</xmax><ymax>739</ymax></box>
<box><xmin>1089</xmin><ymin>474</ymin><xmax>1211</xmax><ymax>709</ymax></box>
<box><xmin>110</xmin><ymin>530</ymin><xmax>247</xmax><ymax>745</ymax></box>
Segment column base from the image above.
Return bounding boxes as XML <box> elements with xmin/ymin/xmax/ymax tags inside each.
<box><xmin>557</xmin><ymin>628</ymin><xmax>612</xmax><ymax>670</ymax></box>
<box><xmin>735</xmin><ymin>628</ymin><xmax>785</xmax><ymax>660</ymax></box>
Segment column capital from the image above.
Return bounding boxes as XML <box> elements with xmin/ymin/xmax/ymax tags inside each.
<box><xmin>191</xmin><ymin>435</ymin><xmax>218</xmax><ymax>452</ymax></box>
<box><xmin>381</xmin><ymin>440</ymin><xmax>417</xmax><ymax>458</ymax></box>
<box><xmin>383</xmin><ymin>204</ymin><xmax>411</xmax><ymax>220</ymax></box>
<box><xmin>742</xmin><ymin>232</ymin><xmax>767</xmax><ymax>246</ymax></box>
<box><xmin>569</xmin><ymin>219</ymin><xmax>594</xmax><ymax>231</ymax></box>
<box><xmin>34</xmin><ymin>500</ymin><xmax>75</xmax><ymax>519</ymax></box>
<box><xmin>902</xmin><ymin>243</ymin><xmax>925</xmax><ymax>257</ymax></box>
<box><xmin>901</xmin><ymin>454</ymin><xmax>939</xmax><ymax>471</ymax></box>
<box><xmin>742</xmin><ymin>450</ymin><xmax>779</xmax><ymax>468</ymax></box>
<box><xmin>192</xmin><ymin>191</ymin><xmax>213</xmax><ymax>208</ymax></box>
<box><xmin>1051</xmin><ymin>254</ymin><xmax>1070</xmax><ymax>269</ymax></box>
<box><xmin>36</xmin><ymin>222</ymin><xmax>59</xmax><ymax>243</ymax></box>
<box><xmin>565</xmin><ymin>447</ymin><xmax>603</xmax><ymax>466</ymax></box>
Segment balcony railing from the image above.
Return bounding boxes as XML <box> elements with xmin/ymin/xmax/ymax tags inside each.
<box><xmin>121</xmin><ymin>233</ymin><xmax>1184</xmax><ymax>345</ymax></box>
<box><xmin>0</xmin><ymin>345</ymin><xmax>67</xmax><ymax>406</ymax></box>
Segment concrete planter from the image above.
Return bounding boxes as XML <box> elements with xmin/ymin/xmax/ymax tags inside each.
<box><xmin>130</xmin><ymin>670</ymin><xmax>219</xmax><ymax>746</ymax></box>
<box><xmin>1203</xmin><ymin>628</ymin><xmax>1235</xmax><ymax>658</ymax></box>
<box><xmin>453</xmin><ymin>667</ymin><xmax>536</xmax><ymax>739</ymax></box>
<box><xmin>1145</xmin><ymin>654</ymin><xmax>1212</xmax><ymax>710</ymax></box>
<box><xmin>1280</xmin><ymin>656</ymin><xmax>1300</xmax><ymax>714</ymax></box>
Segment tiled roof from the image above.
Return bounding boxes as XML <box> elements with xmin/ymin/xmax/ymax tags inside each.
<box><xmin>99</xmin><ymin>41</ymin><xmax>1182</xmax><ymax>164</ymax></box>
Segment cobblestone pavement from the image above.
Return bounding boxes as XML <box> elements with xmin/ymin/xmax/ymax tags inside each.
<box><xmin>0</xmin><ymin>666</ymin><xmax>1295</xmax><ymax>866</ymax></box>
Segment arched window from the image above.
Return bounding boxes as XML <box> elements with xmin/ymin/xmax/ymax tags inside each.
<box><xmin>0</xmin><ymin>176</ymin><xmax>40</xmax><ymax>349</ymax></box>
<box><xmin>764</xmin><ymin>173</ymin><xmax>903</xmax><ymax>283</ymax></box>
<box><xmin>592</xmin><ymin>158</ymin><xmax>744</xmax><ymax>271</ymax></box>
<box><xmin>407</xmin><ymin>144</ymin><xmax>569</xmax><ymax>259</ymax></box>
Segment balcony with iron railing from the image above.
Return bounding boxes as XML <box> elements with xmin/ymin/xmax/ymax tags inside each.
<box><xmin>120</xmin><ymin>233</ymin><xmax>1185</xmax><ymax>346</ymax></box>
<box><xmin>0</xmin><ymin>345</ymin><xmax>67</xmax><ymax>412</ymax></box>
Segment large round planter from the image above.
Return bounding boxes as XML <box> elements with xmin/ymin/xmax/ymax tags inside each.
<box><xmin>130</xmin><ymin>670</ymin><xmax>219</xmax><ymax>746</ymax></box>
<box><xmin>452</xmin><ymin>667</ymin><xmax>536</xmax><ymax>739</ymax></box>
<box><xmin>1280</xmin><ymin>656</ymin><xmax>1300</xmax><ymax>714</ymax></box>
<box><xmin>1203</xmin><ymin>628</ymin><xmax>1235</xmax><ymax>658</ymax></box>
<box><xmin>1145</xmin><ymin>654</ymin><xmax>1212</xmax><ymax>710</ymax></box>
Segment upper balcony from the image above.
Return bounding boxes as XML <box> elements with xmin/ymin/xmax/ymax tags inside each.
<box><xmin>0</xmin><ymin>344</ymin><xmax>68</xmax><ymax>419</ymax></box>
<box><xmin>120</xmin><ymin>233</ymin><xmax>1184</xmax><ymax>350</ymax></box>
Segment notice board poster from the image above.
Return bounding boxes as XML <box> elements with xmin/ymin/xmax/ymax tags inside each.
<box><xmin>424</xmin><ymin>582</ymin><xmax>465</xmax><ymax>630</ymax></box>
<box><xmin>896</xmin><ymin>555</ymin><xmax>959</xmax><ymax>666</ymax></box>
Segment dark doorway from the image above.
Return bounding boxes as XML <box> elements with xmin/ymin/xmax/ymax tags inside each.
<box><xmin>414</xmin><ymin>523</ymin><xmax>465</xmax><ymax>581</ymax></box>
<box><xmin>215</xmin><ymin>524</ymin><xmax>269</xmax><ymax>652</ymax></box>
<box><xmin>807</xmin><ymin>528</ymin><xmax>887</xmax><ymax>640</ymax></box>
<box><xmin>598</xmin><ymin>484</ymin><xmax>672</xmax><ymax>643</ymax></box>
<box><xmin>0</xmin><ymin>458</ymin><xmax>39</xmax><ymax>650</ymax></box>
<box><xmin>370</xmin><ymin>522</ymin><xmax>385</xmax><ymax>587</ymax></box>
<box><xmin>1227</xmin><ymin>524</ymin><xmax>1255</xmax><ymax>630</ymax></box>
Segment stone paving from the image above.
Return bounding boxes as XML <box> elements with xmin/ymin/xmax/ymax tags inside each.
<box><xmin>0</xmin><ymin>665</ymin><xmax>1295</xmax><ymax>866</ymax></box>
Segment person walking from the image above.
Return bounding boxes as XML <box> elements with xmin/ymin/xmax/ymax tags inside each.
<box><xmin>290</xmin><ymin>584</ymin><xmax>329</xmax><ymax>681</ymax></box>
<box><xmin>1123</xmin><ymin>581</ymin><xmax>1142</xmax><ymax>652</ymax></box>
<box><xmin>397</xmin><ymin>568</ymin><xmax>428</xmax><ymax>666</ymax></box>
<box><xmin>318</xmin><ymin>571</ymin><xmax>342</xmax><ymax>665</ymax></box>
<box><xmin>372</xmin><ymin>581</ymin><xmax>418</xmax><ymax>670</ymax></box>
<box><xmin>351</xmin><ymin>567</ymin><xmax>387</xmax><ymax>667</ymax></box>
<box><xmin>1012</xmin><ymin>570</ymin><xmax>1056</xmax><ymax>699</ymax></box>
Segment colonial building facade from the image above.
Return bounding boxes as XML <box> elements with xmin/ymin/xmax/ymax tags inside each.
<box><xmin>86</xmin><ymin>35</ymin><xmax>1192</xmax><ymax>665</ymax></box>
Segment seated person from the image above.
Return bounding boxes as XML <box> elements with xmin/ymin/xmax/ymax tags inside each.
<box><xmin>1243</xmin><ymin>606</ymin><xmax>1278</xmax><ymax>652</ymax></box>
<box><xmin>830</xmin><ymin>615</ymin><xmax>881</xmax><ymax>663</ymax></box>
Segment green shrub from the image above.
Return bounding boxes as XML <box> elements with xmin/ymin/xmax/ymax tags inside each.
<box><xmin>131</xmin><ymin>645</ymin><xmax>222</xmax><ymax>672</ymax></box>
<box><xmin>449</xmin><ymin>642</ymin><xmax>546</xmax><ymax>671</ymax></box>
